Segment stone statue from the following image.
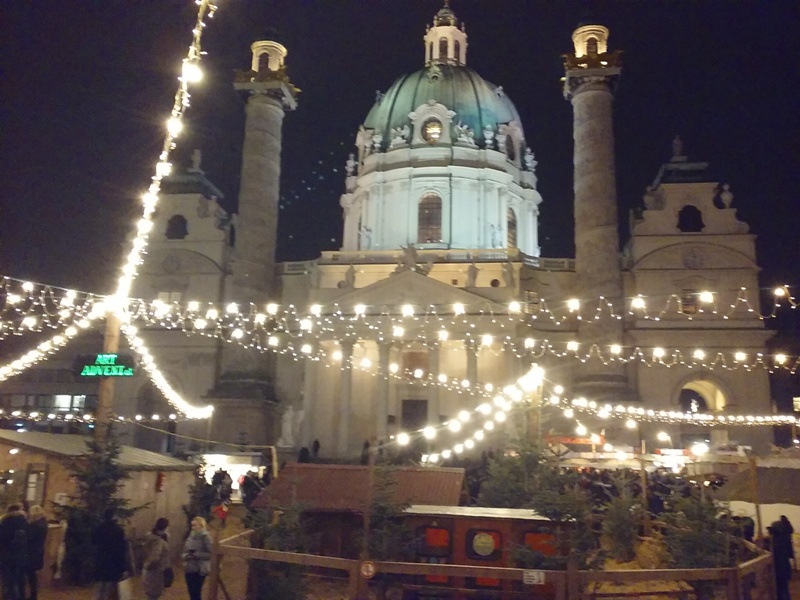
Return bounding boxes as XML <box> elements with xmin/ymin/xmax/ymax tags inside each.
<box><xmin>671</xmin><ymin>135</ymin><xmax>684</xmax><ymax>160</ymax></box>
<box><xmin>308</xmin><ymin>265</ymin><xmax>321</xmax><ymax>288</ymax></box>
<box><xmin>372</xmin><ymin>133</ymin><xmax>383</xmax><ymax>152</ymax></box>
<box><xmin>390</xmin><ymin>124</ymin><xmax>410</xmax><ymax>147</ymax></box>
<box><xmin>496</xmin><ymin>131</ymin><xmax>508</xmax><ymax>152</ymax></box>
<box><xmin>490</xmin><ymin>224</ymin><xmax>501</xmax><ymax>248</ymax></box>
<box><xmin>467</xmin><ymin>262</ymin><xmax>478</xmax><ymax>287</ymax></box>
<box><xmin>400</xmin><ymin>244</ymin><xmax>419</xmax><ymax>271</ymax></box>
<box><xmin>524</xmin><ymin>147</ymin><xmax>538</xmax><ymax>172</ymax></box>
<box><xmin>483</xmin><ymin>126</ymin><xmax>496</xmax><ymax>149</ymax></box>
<box><xmin>643</xmin><ymin>185</ymin><xmax>657</xmax><ymax>209</ymax></box>
<box><xmin>720</xmin><ymin>183</ymin><xmax>733</xmax><ymax>208</ymax></box>
<box><xmin>189</xmin><ymin>149</ymin><xmax>203</xmax><ymax>172</ymax></box>
<box><xmin>359</xmin><ymin>226</ymin><xmax>372</xmax><ymax>249</ymax></box>
<box><xmin>278</xmin><ymin>405</ymin><xmax>295</xmax><ymax>447</ymax></box>
<box><xmin>375</xmin><ymin>90</ymin><xmax>385</xmax><ymax>102</ymax></box>
<box><xmin>454</xmin><ymin>121</ymin><xmax>476</xmax><ymax>145</ymax></box>
<box><xmin>503</xmin><ymin>260</ymin><xmax>515</xmax><ymax>288</ymax></box>
<box><xmin>345</xmin><ymin>153</ymin><xmax>357</xmax><ymax>176</ymax></box>
<box><xmin>345</xmin><ymin>264</ymin><xmax>356</xmax><ymax>287</ymax></box>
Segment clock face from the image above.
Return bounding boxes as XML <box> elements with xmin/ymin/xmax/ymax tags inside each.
<box><xmin>422</xmin><ymin>118</ymin><xmax>443</xmax><ymax>143</ymax></box>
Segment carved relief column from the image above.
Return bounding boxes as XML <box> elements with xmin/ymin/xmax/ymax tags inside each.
<box><xmin>427</xmin><ymin>344</ymin><xmax>441</xmax><ymax>425</ymax></box>
<box><xmin>337</xmin><ymin>340</ymin><xmax>355</xmax><ymax>456</ymax></box>
<box><xmin>564</xmin><ymin>23</ymin><xmax>631</xmax><ymax>401</ymax></box>
<box><xmin>375</xmin><ymin>342</ymin><xmax>392</xmax><ymax>441</ymax></box>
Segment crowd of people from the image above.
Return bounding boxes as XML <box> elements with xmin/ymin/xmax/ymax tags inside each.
<box><xmin>0</xmin><ymin>503</ymin><xmax>47</xmax><ymax>600</ymax></box>
<box><xmin>0</xmin><ymin>503</ymin><xmax>213</xmax><ymax>600</ymax></box>
<box><xmin>93</xmin><ymin>511</ymin><xmax>213</xmax><ymax>600</ymax></box>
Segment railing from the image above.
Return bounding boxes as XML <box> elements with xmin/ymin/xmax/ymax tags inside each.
<box><xmin>283</xmin><ymin>251</ymin><xmax>575</xmax><ymax>271</ymax></box>
<box><xmin>207</xmin><ymin>529</ymin><xmax>777</xmax><ymax>600</ymax></box>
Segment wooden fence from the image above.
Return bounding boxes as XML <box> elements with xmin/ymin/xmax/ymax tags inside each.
<box><xmin>207</xmin><ymin>529</ymin><xmax>777</xmax><ymax>600</ymax></box>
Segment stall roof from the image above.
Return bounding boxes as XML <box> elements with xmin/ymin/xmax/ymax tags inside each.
<box><xmin>405</xmin><ymin>505</ymin><xmax>549</xmax><ymax>521</ymax></box>
<box><xmin>252</xmin><ymin>463</ymin><xmax>464</xmax><ymax>512</ymax></box>
<box><xmin>0</xmin><ymin>431</ymin><xmax>194</xmax><ymax>471</ymax></box>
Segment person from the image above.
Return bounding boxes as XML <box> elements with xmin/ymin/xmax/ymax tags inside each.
<box><xmin>780</xmin><ymin>515</ymin><xmax>796</xmax><ymax>564</ymax></box>
<box><xmin>0</xmin><ymin>504</ymin><xmax>28</xmax><ymax>600</ymax></box>
<box><xmin>182</xmin><ymin>516</ymin><xmax>212</xmax><ymax>600</ymax></box>
<box><xmin>142</xmin><ymin>518</ymin><xmax>171</xmax><ymax>600</ymax></box>
<box><xmin>767</xmin><ymin>521</ymin><xmax>792</xmax><ymax>600</ymax></box>
<box><xmin>26</xmin><ymin>505</ymin><xmax>48</xmax><ymax>600</ymax></box>
<box><xmin>92</xmin><ymin>507</ymin><xmax>128</xmax><ymax>600</ymax></box>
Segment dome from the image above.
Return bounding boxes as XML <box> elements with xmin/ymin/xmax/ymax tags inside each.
<box><xmin>363</xmin><ymin>64</ymin><xmax>524</xmax><ymax>148</ymax></box>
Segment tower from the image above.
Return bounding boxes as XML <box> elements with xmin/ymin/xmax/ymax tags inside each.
<box><xmin>231</xmin><ymin>39</ymin><xmax>298</xmax><ymax>306</ymax></box>
<box><xmin>563</xmin><ymin>23</ymin><xmax>630</xmax><ymax>401</ymax></box>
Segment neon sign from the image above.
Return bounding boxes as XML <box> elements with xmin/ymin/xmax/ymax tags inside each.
<box><xmin>76</xmin><ymin>354</ymin><xmax>134</xmax><ymax>377</ymax></box>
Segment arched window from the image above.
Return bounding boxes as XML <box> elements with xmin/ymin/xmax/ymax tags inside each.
<box><xmin>506</xmin><ymin>208</ymin><xmax>517</xmax><ymax>248</ymax></box>
<box><xmin>428</xmin><ymin>42</ymin><xmax>433</xmax><ymax>62</ymax></box>
<box><xmin>165</xmin><ymin>214</ymin><xmax>188</xmax><ymax>240</ymax></box>
<box><xmin>439</xmin><ymin>37</ymin><xmax>449</xmax><ymax>61</ymax></box>
<box><xmin>421</xmin><ymin>118</ymin><xmax>443</xmax><ymax>144</ymax></box>
<box><xmin>257</xmin><ymin>52</ymin><xmax>270</xmax><ymax>72</ymax></box>
<box><xmin>454</xmin><ymin>40</ymin><xmax>461</xmax><ymax>63</ymax></box>
<box><xmin>677</xmin><ymin>205</ymin><xmax>704</xmax><ymax>232</ymax></box>
<box><xmin>586</xmin><ymin>37</ymin><xmax>598</xmax><ymax>55</ymax></box>
<box><xmin>418</xmin><ymin>193</ymin><xmax>442</xmax><ymax>244</ymax></box>
<box><xmin>679</xmin><ymin>378</ymin><xmax>727</xmax><ymax>412</ymax></box>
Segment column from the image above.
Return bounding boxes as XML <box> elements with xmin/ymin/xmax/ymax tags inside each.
<box><xmin>337</xmin><ymin>341</ymin><xmax>354</xmax><ymax>457</ymax></box>
<box><xmin>564</xmin><ymin>24</ymin><xmax>629</xmax><ymax>401</ymax></box>
<box><xmin>300</xmin><ymin>351</ymin><xmax>317</xmax><ymax>446</ymax></box>
<box><xmin>375</xmin><ymin>342</ymin><xmax>391</xmax><ymax>441</ymax></box>
<box><xmin>466</xmin><ymin>339</ymin><xmax>478</xmax><ymax>389</ymax></box>
<box><xmin>427</xmin><ymin>345</ymin><xmax>441</xmax><ymax>425</ymax></box>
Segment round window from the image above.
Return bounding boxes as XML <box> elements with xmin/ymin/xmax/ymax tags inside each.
<box><xmin>471</xmin><ymin>532</ymin><xmax>496</xmax><ymax>557</ymax></box>
<box><xmin>421</xmin><ymin>119</ymin><xmax>443</xmax><ymax>144</ymax></box>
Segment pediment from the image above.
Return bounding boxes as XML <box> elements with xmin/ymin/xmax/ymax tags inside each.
<box><xmin>632</xmin><ymin>242</ymin><xmax>757</xmax><ymax>271</ymax></box>
<box><xmin>328</xmin><ymin>270</ymin><xmax>504</xmax><ymax>312</ymax></box>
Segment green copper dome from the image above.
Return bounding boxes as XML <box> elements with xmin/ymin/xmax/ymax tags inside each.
<box><xmin>364</xmin><ymin>64</ymin><xmax>523</xmax><ymax>148</ymax></box>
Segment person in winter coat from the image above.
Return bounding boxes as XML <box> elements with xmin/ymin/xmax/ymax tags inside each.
<box><xmin>0</xmin><ymin>504</ymin><xmax>28</xmax><ymax>600</ymax></box>
<box><xmin>92</xmin><ymin>507</ymin><xmax>128</xmax><ymax>600</ymax></box>
<box><xmin>182</xmin><ymin>517</ymin><xmax>212</xmax><ymax>600</ymax></box>
<box><xmin>767</xmin><ymin>521</ymin><xmax>793</xmax><ymax>600</ymax></box>
<box><xmin>142</xmin><ymin>518</ymin><xmax>171</xmax><ymax>600</ymax></box>
<box><xmin>25</xmin><ymin>505</ymin><xmax>48</xmax><ymax>600</ymax></box>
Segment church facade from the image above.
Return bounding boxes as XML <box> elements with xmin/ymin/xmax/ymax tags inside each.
<box><xmin>2</xmin><ymin>5</ymin><xmax>772</xmax><ymax>457</ymax></box>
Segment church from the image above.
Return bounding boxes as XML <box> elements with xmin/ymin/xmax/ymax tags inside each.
<box><xmin>0</xmin><ymin>3</ymin><xmax>775</xmax><ymax>458</ymax></box>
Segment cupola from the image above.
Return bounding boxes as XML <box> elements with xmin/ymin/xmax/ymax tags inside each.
<box><xmin>424</xmin><ymin>1</ymin><xmax>468</xmax><ymax>66</ymax></box>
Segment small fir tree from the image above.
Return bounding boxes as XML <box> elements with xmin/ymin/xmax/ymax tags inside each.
<box><xmin>601</xmin><ymin>472</ymin><xmax>642</xmax><ymax>563</ymax></box>
<box><xmin>54</xmin><ymin>430</ymin><xmax>145</xmax><ymax>584</ymax></box>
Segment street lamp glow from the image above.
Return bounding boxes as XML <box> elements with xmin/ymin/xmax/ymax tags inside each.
<box><xmin>657</xmin><ymin>431</ymin><xmax>671</xmax><ymax>442</ymax></box>
<box><xmin>690</xmin><ymin>442</ymin><xmax>709</xmax><ymax>456</ymax></box>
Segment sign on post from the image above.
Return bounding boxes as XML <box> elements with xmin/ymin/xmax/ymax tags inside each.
<box><xmin>523</xmin><ymin>570</ymin><xmax>546</xmax><ymax>585</ymax></box>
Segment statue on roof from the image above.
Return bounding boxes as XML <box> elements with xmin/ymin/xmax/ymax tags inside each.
<box><xmin>189</xmin><ymin>149</ymin><xmax>203</xmax><ymax>173</ymax></box>
<box><xmin>671</xmin><ymin>135</ymin><xmax>685</xmax><ymax>161</ymax></box>
<box><xmin>345</xmin><ymin>153</ymin><xmax>357</xmax><ymax>176</ymax></box>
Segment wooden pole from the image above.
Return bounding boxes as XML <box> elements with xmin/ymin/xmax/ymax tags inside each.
<box><xmin>95</xmin><ymin>313</ymin><xmax>121</xmax><ymax>448</ymax></box>
<box><xmin>748</xmin><ymin>455</ymin><xmax>763</xmax><ymax>540</ymax></box>
<box><xmin>353</xmin><ymin>446</ymin><xmax>376</xmax><ymax>600</ymax></box>
<box><xmin>639</xmin><ymin>454</ymin><xmax>651</xmax><ymax>537</ymax></box>
<box><xmin>208</xmin><ymin>522</ymin><xmax>222</xmax><ymax>600</ymax></box>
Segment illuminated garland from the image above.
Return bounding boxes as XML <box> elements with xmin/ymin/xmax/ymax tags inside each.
<box><xmin>105</xmin><ymin>0</ymin><xmax>220</xmax><ymax>418</ymax></box>
<box><xmin>2</xmin><ymin>278</ymin><xmax>798</xmax><ymax>338</ymax></box>
<box><xmin>0</xmin><ymin>410</ymin><xmax>185</xmax><ymax>425</ymax></box>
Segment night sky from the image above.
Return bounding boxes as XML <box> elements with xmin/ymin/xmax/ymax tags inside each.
<box><xmin>1</xmin><ymin>1</ymin><xmax>798</xmax><ymax>299</ymax></box>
